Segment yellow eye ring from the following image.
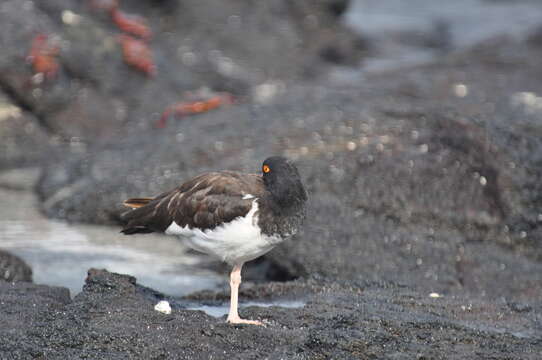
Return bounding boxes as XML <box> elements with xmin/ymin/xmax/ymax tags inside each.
<box><xmin>263</xmin><ymin>165</ymin><xmax>271</xmax><ymax>173</ymax></box>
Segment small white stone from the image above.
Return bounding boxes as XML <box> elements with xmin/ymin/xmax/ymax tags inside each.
<box><xmin>429</xmin><ymin>292</ymin><xmax>441</xmax><ymax>298</ymax></box>
<box><xmin>252</xmin><ymin>80</ymin><xmax>285</xmax><ymax>104</ymax></box>
<box><xmin>0</xmin><ymin>103</ymin><xmax>22</xmax><ymax>121</ymax></box>
<box><xmin>453</xmin><ymin>83</ymin><xmax>468</xmax><ymax>98</ymax></box>
<box><xmin>31</xmin><ymin>73</ymin><xmax>44</xmax><ymax>85</ymax></box>
<box><xmin>419</xmin><ymin>144</ymin><xmax>429</xmax><ymax>153</ymax></box>
<box><xmin>62</xmin><ymin>10</ymin><xmax>81</xmax><ymax>25</ymax></box>
<box><xmin>154</xmin><ymin>300</ymin><xmax>172</xmax><ymax>314</ymax></box>
<box><xmin>346</xmin><ymin>141</ymin><xmax>356</xmax><ymax>151</ymax></box>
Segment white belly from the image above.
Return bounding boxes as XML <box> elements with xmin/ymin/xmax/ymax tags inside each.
<box><xmin>165</xmin><ymin>200</ymin><xmax>282</xmax><ymax>264</ymax></box>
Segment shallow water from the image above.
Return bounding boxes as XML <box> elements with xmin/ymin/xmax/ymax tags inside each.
<box><xmin>186</xmin><ymin>300</ymin><xmax>306</xmax><ymax>318</ymax></box>
<box><xmin>0</xmin><ymin>172</ymin><xmax>222</xmax><ymax>296</ymax></box>
<box><xmin>345</xmin><ymin>0</ymin><xmax>542</xmax><ymax>73</ymax></box>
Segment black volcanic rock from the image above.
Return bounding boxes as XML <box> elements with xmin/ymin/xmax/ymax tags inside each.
<box><xmin>0</xmin><ymin>250</ymin><xmax>32</xmax><ymax>283</ymax></box>
<box><xmin>0</xmin><ymin>269</ymin><xmax>539</xmax><ymax>359</ymax></box>
<box><xmin>0</xmin><ymin>92</ymin><xmax>59</xmax><ymax>170</ymax></box>
<box><xmin>36</xmin><ymin>39</ymin><xmax>542</xmax><ymax>304</ymax></box>
<box><xmin>0</xmin><ymin>0</ymin><xmax>367</xmax><ymax>142</ymax></box>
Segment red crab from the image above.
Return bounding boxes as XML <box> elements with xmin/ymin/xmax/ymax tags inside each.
<box><xmin>112</xmin><ymin>8</ymin><xmax>152</xmax><ymax>40</ymax></box>
<box><xmin>118</xmin><ymin>34</ymin><xmax>156</xmax><ymax>76</ymax></box>
<box><xmin>27</xmin><ymin>34</ymin><xmax>60</xmax><ymax>80</ymax></box>
<box><xmin>157</xmin><ymin>93</ymin><xmax>235</xmax><ymax>128</ymax></box>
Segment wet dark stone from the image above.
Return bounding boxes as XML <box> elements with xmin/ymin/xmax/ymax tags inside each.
<box><xmin>528</xmin><ymin>24</ymin><xmax>542</xmax><ymax>47</ymax></box>
<box><xmin>0</xmin><ymin>250</ymin><xmax>32</xmax><ymax>283</ymax></box>
<box><xmin>0</xmin><ymin>269</ymin><xmax>539</xmax><ymax>359</ymax></box>
<box><xmin>0</xmin><ymin>92</ymin><xmax>59</xmax><ymax>170</ymax></box>
<box><xmin>508</xmin><ymin>301</ymin><xmax>532</xmax><ymax>313</ymax></box>
<box><xmin>324</xmin><ymin>0</ymin><xmax>351</xmax><ymax>17</ymax></box>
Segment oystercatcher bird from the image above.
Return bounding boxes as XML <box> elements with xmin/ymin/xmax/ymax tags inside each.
<box><xmin>121</xmin><ymin>156</ymin><xmax>307</xmax><ymax>325</ymax></box>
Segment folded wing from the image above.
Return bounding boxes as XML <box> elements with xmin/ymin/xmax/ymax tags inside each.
<box><xmin>121</xmin><ymin>172</ymin><xmax>264</xmax><ymax>235</ymax></box>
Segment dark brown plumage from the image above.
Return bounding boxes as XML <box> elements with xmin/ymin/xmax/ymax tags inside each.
<box><xmin>121</xmin><ymin>171</ymin><xmax>265</xmax><ymax>234</ymax></box>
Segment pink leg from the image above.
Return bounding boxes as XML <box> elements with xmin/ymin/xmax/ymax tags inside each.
<box><xmin>226</xmin><ymin>263</ymin><xmax>262</xmax><ymax>325</ymax></box>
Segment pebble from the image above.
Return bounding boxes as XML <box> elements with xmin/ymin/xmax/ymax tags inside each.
<box><xmin>154</xmin><ymin>301</ymin><xmax>172</xmax><ymax>314</ymax></box>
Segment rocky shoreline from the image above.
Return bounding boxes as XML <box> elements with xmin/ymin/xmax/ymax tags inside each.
<box><xmin>1</xmin><ymin>268</ymin><xmax>540</xmax><ymax>359</ymax></box>
<box><xmin>1</xmin><ymin>0</ymin><xmax>542</xmax><ymax>358</ymax></box>
<box><xmin>34</xmin><ymin>38</ymin><xmax>542</xmax><ymax>301</ymax></box>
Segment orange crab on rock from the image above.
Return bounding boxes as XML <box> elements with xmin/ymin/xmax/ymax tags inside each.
<box><xmin>112</xmin><ymin>8</ymin><xmax>152</xmax><ymax>40</ymax></box>
<box><xmin>27</xmin><ymin>34</ymin><xmax>60</xmax><ymax>80</ymax></box>
<box><xmin>117</xmin><ymin>34</ymin><xmax>156</xmax><ymax>76</ymax></box>
<box><xmin>158</xmin><ymin>92</ymin><xmax>236</xmax><ymax>128</ymax></box>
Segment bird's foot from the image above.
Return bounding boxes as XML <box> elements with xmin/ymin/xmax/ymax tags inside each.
<box><xmin>227</xmin><ymin>316</ymin><xmax>263</xmax><ymax>326</ymax></box>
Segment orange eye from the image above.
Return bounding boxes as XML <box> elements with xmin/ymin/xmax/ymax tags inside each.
<box><xmin>263</xmin><ymin>165</ymin><xmax>271</xmax><ymax>173</ymax></box>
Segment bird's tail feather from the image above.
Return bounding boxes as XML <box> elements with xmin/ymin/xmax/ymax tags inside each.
<box><xmin>121</xmin><ymin>196</ymin><xmax>156</xmax><ymax>234</ymax></box>
<box><xmin>120</xmin><ymin>226</ymin><xmax>154</xmax><ymax>235</ymax></box>
<box><xmin>123</xmin><ymin>197</ymin><xmax>154</xmax><ymax>209</ymax></box>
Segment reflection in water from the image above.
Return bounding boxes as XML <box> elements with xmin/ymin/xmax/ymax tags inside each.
<box><xmin>0</xmin><ymin>188</ymin><xmax>222</xmax><ymax>297</ymax></box>
<box><xmin>187</xmin><ymin>300</ymin><xmax>306</xmax><ymax>318</ymax></box>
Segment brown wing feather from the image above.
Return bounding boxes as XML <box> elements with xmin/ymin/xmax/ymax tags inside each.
<box><xmin>121</xmin><ymin>172</ymin><xmax>264</xmax><ymax>234</ymax></box>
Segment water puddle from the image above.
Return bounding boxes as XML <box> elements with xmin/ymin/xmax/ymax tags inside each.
<box><xmin>186</xmin><ymin>300</ymin><xmax>306</xmax><ymax>318</ymax></box>
<box><xmin>0</xmin><ymin>175</ymin><xmax>222</xmax><ymax>297</ymax></box>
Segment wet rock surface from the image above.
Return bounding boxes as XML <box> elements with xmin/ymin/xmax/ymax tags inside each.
<box><xmin>1</xmin><ymin>269</ymin><xmax>540</xmax><ymax>359</ymax></box>
<box><xmin>0</xmin><ymin>92</ymin><xmax>59</xmax><ymax>170</ymax></box>
<box><xmin>0</xmin><ymin>250</ymin><xmax>33</xmax><ymax>283</ymax></box>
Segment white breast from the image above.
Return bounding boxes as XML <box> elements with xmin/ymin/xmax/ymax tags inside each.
<box><xmin>165</xmin><ymin>199</ymin><xmax>282</xmax><ymax>264</ymax></box>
